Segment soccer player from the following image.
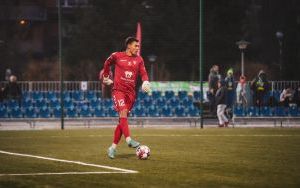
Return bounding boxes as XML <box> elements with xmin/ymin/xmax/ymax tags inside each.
<box><xmin>101</xmin><ymin>37</ymin><xmax>151</xmax><ymax>159</ymax></box>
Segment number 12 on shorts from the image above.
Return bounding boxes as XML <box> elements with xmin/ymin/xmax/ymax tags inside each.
<box><xmin>118</xmin><ymin>99</ymin><xmax>125</xmax><ymax>107</ymax></box>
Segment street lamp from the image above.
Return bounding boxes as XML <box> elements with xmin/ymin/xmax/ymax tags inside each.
<box><xmin>236</xmin><ymin>40</ymin><xmax>250</xmax><ymax>77</ymax></box>
<box><xmin>147</xmin><ymin>54</ymin><xmax>157</xmax><ymax>81</ymax></box>
<box><xmin>276</xmin><ymin>31</ymin><xmax>284</xmax><ymax>80</ymax></box>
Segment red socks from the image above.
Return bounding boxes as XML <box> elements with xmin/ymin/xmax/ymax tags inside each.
<box><xmin>119</xmin><ymin>117</ymin><xmax>130</xmax><ymax>138</ymax></box>
<box><xmin>113</xmin><ymin>118</ymin><xmax>130</xmax><ymax>145</ymax></box>
<box><xmin>113</xmin><ymin>124</ymin><xmax>122</xmax><ymax>144</ymax></box>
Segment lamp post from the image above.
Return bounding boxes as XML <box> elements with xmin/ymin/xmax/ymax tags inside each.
<box><xmin>236</xmin><ymin>40</ymin><xmax>250</xmax><ymax>77</ymax></box>
<box><xmin>147</xmin><ymin>54</ymin><xmax>157</xmax><ymax>81</ymax></box>
<box><xmin>276</xmin><ymin>31</ymin><xmax>284</xmax><ymax>80</ymax></box>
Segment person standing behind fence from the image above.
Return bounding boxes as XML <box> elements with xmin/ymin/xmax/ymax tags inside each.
<box><xmin>208</xmin><ymin>65</ymin><xmax>221</xmax><ymax>115</ymax></box>
<box><xmin>216</xmin><ymin>79</ymin><xmax>229</xmax><ymax>127</ymax></box>
<box><xmin>236</xmin><ymin>76</ymin><xmax>248</xmax><ymax>107</ymax></box>
<box><xmin>225</xmin><ymin>68</ymin><xmax>235</xmax><ymax>108</ymax></box>
<box><xmin>251</xmin><ymin>70</ymin><xmax>270</xmax><ymax>107</ymax></box>
<box><xmin>280</xmin><ymin>85</ymin><xmax>294</xmax><ymax>107</ymax></box>
<box><xmin>2</xmin><ymin>75</ymin><xmax>22</xmax><ymax>101</ymax></box>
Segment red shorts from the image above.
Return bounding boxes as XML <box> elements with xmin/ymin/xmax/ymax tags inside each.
<box><xmin>112</xmin><ymin>90</ymin><xmax>135</xmax><ymax>112</ymax></box>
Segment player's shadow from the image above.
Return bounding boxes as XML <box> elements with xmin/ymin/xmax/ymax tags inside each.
<box><xmin>117</xmin><ymin>154</ymin><xmax>136</xmax><ymax>159</ymax></box>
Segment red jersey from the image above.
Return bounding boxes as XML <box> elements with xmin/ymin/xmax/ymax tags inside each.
<box><xmin>102</xmin><ymin>52</ymin><xmax>149</xmax><ymax>95</ymax></box>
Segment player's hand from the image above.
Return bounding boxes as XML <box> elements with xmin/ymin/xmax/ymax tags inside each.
<box><xmin>142</xmin><ymin>81</ymin><xmax>151</xmax><ymax>93</ymax></box>
<box><xmin>103</xmin><ymin>76</ymin><xmax>113</xmax><ymax>86</ymax></box>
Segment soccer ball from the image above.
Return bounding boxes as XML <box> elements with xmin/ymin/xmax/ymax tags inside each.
<box><xmin>136</xmin><ymin>145</ymin><xmax>150</xmax><ymax>160</ymax></box>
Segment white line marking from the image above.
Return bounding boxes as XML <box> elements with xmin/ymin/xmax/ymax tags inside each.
<box><xmin>0</xmin><ymin>171</ymin><xmax>131</xmax><ymax>177</ymax></box>
<box><xmin>0</xmin><ymin>150</ymin><xmax>138</xmax><ymax>174</ymax></box>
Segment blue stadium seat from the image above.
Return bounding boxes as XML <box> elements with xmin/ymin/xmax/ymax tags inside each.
<box><xmin>66</xmin><ymin>106</ymin><xmax>78</xmax><ymax>118</ymax></box>
<box><xmin>289</xmin><ymin>106</ymin><xmax>299</xmax><ymax>117</ymax></box>
<box><xmin>103</xmin><ymin>99</ymin><xmax>113</xmax><ymax>108</ymax></box>
<box><xmin>39</xmin><ymin>106</ymin><xmax>51</xmax><ymax>118</ymax></box>
<box><xmin>49</xmin><ymin>98</ymin><xmax>60</xmax><ymax>108</ymax></box>
<box><xmin>234</xmin><ymin>105</ymin><xmax>245</xmax><ymax>117</ymax></box>
<box><xmin>182</xmin><ymin>97</ymin><xmax>194</xmax><ymax>108</ymax></box>
<box><xmin>193</xmin><ymin>91</ymin><xmax>201</xmax><ymax>101</ymax></box>
<box><xmin>155</xmin><ymin>97</ymin><xmax>167</xmax><ymax>108</ymax></box>
<box><xmin>22</xmin><ymin>91</ymin><xmax>31</xmax><ymax>100</ymax></box>
<box><xmin>63</xmin><ymin>98</ymin><xmax>73</xmax><ymax>108</ymax></box>
<box><xmin>247</xmin><ymin>106</ymin><xmax>259</xmax><ymax>117</ymax></box>
<box><xmin>63</xmin><ymin>91</ymin><xmax>71</xmax><ymax>100</ymax></box>
<box><xmin>161</xmin><ymin>105</ymin><xmax>173</xmax><ymax>117</ymax></box>
<box><xmin>107</xmin><ymin>107</ymin><xmax>118</xmax><ymax>117</ymax></box>
<box><xmin>188</xmin><ymin>106</ymin><xmax>200</xmax><ymax>117</ymax></box>
<box><xmin>45</xmin><ymin>91</ymin><xmax>57</xmax><ymax>101</ymax></box>
<box><xmin>89</xmin><ymin>98</ymin><xmax>101</xmax><ymax>108</ymax></box>
<box><xmin>72</xmin><ymin>90</ymin><xmax>84</xmax><ymax>101</ymax></box>
<box><xmin>7</xmin><ymin>100</ymin><xmax>19</xmax><ymax>108</ymax></box>
<box><xmin>147</xmin><ymin>105</ymin><xmax>160</xmax><ymax>117</ymax></box>
<box><xmin>134</xmin><ymin>99</ymin><xmax>143</xmax><ymax>106</ymax></box>
<box><xmin>79</xmin><ymin>105</ymin><xmax>92</xmax><ymax>117</ymax></box>
<box><xmin>174</xmin><ymin>105</ymin><xmax>186</xmax><ymax>117</ymax></box>
<box><xmin>151</xmin><ymin>91</ymin><xmax>161</xmax><ymax>100</ymax></box>
<box><xmin>35</xmin><ymin>99</ymin><xmax>47</xmax><ymax>108</ymax></box>
<box><xmin>75</xmin><ymin>101</ymin><xmax>89</xmax><ymax>108</ymax></box>
<box><xmin>53</xmin><ymin>106</ymin><xmax>63</xmax><ymax>118</ymax></box>
<box><xmin>86</xmin><ymin>90</ymin><xmax>97</xmax><ymax>100</ymax></box>
<box><xmin>93</xmin><ymin>106</ymin><xmax>106</xmax><ymax>117</ymax></box>
<box><xmin>272</xmin><ymin>90</ymin><xmax>281</xmax><ymax>102</ymax></box>
<box><xmin>32</xmin><ymin>91</ymin><xmax>44</xmax><ymax>101</ymax></box>
<box><xmin>0</xmin><ymin>107</ymin><xmax>8</xmax><ymax>118</ymax></box>
<box><xmin>21</xmin><ymin>98</ymin><xmax>33</xmax><ymax>108</ymax></box>
<box><xmin>274</xmin><ymin>106</ymin><xmax>287</xmax><ymax>116</ymax></box>
<box><xmin>260</xmin><ymin>106</ymin><xmax>272</xmax><ymax>116</ymax></box>
<box><xmin>143</xmin><ymin>97</ymin><xmax>153</xmax><ymax>107</ymax></box>
<box><xmin>178</xmin><ymin>91</ymin><xmax>188</xmax><ymax>100</ymax></box>
<box><xmin>133</xmin><ymin>105</ymin><xmax>146</xmax><ymax>117</ymax></box>
<box><xmin>24</xmin><ymin>107</ymin><xmax>37</xmax><ymax>118</ymax></box>
<box><xmin>10</xmin><ymin>107</ymin><xmax>23</xmax><ymax>118</ymax></box>
<box><xmin>138</xmin><ymin>91</ymin><xmax>148</xmax><ymax>100</ymax></box>
<box><xmin>168</xmin><ymin>97</ymin><xmax>180</xmax><ymax>108</ymax></box>
<box><xmin>165</xmin><ymin>90</ymin><xmax>175</xmax><ymax>99</ymax></box>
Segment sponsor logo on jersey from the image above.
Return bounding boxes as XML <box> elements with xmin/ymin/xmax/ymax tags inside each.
<box><xmin>125</xmin><ymin>71</ymin><xmax>133</xmax><ymax>78</ymax></box>
<box><xmin>120</xmin><ymin>59</ymin><xmax>127</xmax><ymax>62</ymax></box>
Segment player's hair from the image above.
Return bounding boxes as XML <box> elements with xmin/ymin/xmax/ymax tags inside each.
<box><xmin>125</xmin><ymin>37</ymin><xmax>139</xmax><ymax>48</ymax></box>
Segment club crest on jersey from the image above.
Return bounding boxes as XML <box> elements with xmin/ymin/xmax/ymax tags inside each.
<box><xmin>128</xmin><ymin>61</ymin><xmax>132</xmax><ymax>66</ymax></box>
<box><xmin>125</xmin><ymin>71</ymin><xmax>133</xmax><ymax>78</ymax></box>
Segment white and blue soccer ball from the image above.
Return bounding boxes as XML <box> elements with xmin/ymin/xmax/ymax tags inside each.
<box><xmin>136</xmin><ymin>145</ymin><xmax>150</xmax><ymax>160</ymax></box>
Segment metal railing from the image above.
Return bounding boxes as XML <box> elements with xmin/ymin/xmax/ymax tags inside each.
<box><xmin>0</xmin><ymin>81</ymin><xmax>299</xmax><ymax>92</ymax></box>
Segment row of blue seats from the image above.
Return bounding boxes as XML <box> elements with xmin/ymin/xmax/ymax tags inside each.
<box><xmin>1</xmin><ymin>96</ymin><xmax>196</xmax><ymax>109</ymax></box>
<box><xmin>0</xmin><ymin>105</ymin><xmax>200</xmax><ymax>118</ymax></box>
<box><xmin>234</xmin><ymin>106</ymin><xmax>299</xmax><ymax>117</ymax></box>
<box><xmin>21</xmin><ymin>90</ymin><xmax>202</xmax><ymax>101</ymax></box>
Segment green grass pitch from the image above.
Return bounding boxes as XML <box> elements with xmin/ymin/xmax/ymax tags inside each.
<box><xmin>0</xmin><ymin>127</ymin><xmax>300</xmax><ymax>187</ymax></box>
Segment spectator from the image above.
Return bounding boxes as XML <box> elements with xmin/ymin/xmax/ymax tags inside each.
<box><xmin>280</xmin><ymin>85</ymin><xmax>295</xmax><ymax>107</ymax></box>
<box><xmin>99</xmin><ymin>68</ymin><xmax>113</xmax><ymax>99</ymax></box>
<box><xmin>208</xmin><ymin>65</ymin><xmax>221</xmax><ymax>115</ymax></box>
<box><xmin>225</xmin><ymin>68</ymin><xmax>235</xmax><ymax>111</ymax></box>
<box><xmin>2</xmin><ymin>75</ymin><xmax>22</xmax><ymax>101</ymax></box>
<box><xmin>294</xmin><ymin>86</ymin><xmax>300</xmax><ymax>106</ymax></box>
<box><xmin>236</xmin><ymin>76</ymin><xmax>248</xmax><ymax>107</ymax></box>
<box><xmin>216</xmin><ymin>79</ymin><xmax>228</xmax><ymax>127</ymax></box>
<box><xmin>251</xmin><ymin>70</ymin><xmax>270</xmax><ymax>107</ymax></box>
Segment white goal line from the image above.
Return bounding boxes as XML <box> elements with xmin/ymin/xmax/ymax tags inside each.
<box><xmin>0</xmin><ymin>150</ymin><xmax>138</xmax><ymax>176</ymax></box>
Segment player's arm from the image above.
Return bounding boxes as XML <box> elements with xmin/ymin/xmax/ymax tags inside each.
<box><xmin>101</xmin><ymin>53</ymin><xmax>116</xmax><ymax>85</ymax></box>
<box><xmin>139</xmin><ymin>59</ymin><xmax>151</xmax><ymax>93</ymax></box>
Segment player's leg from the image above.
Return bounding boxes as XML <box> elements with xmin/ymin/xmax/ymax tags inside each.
<box><xmin>119</xmin><ymin>109</ymin><xmax>140</xmax><ymax>148</ymax></box>
<box><xmin>217</xmin><ymin>104</ymin><xmax>224</xmax><ymax>127</ymax></box>
<box><xmin>107</xmin><ymin>91</ymin><xmax>125</xmax><ymax>159</ymax></box>
<box><xmin>221</xmin><ymin>105</ymin><xmax>229</xmax><ymax>127</ymax></box>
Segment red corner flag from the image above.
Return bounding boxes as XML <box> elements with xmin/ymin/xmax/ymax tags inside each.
<box><xmin>136</xmin><ymin>22</ymin><xmax>142</xmax><ymax>56</ymax></box>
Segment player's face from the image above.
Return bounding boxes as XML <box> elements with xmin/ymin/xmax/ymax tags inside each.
<box><xmin>128</xmin><ymin>41</ymin><xmax>140</xmax><ymax>55</ymax></box>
